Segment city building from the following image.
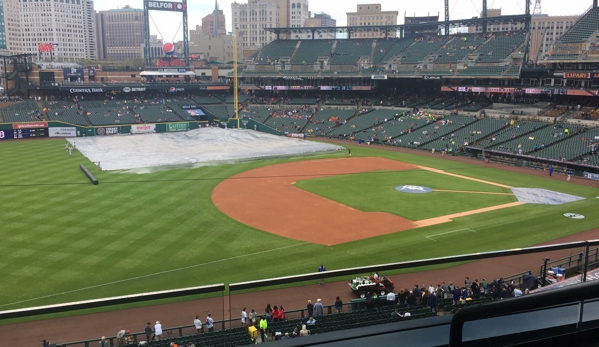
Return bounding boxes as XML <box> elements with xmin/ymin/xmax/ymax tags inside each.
<box><xmin>299</xmin><ymin>12</ymin><xmax>336</xmax><ymax>39</ymax></box>
<box><xmin>232</xmin><ymin>0</ymin><xmax>281</xmax><ymax>48</ymax></box>
<box><xmin>232</xmin><ymin>0</ymin><xmax>309</xmax><ymax>48</ymax></box>
<box><xmin>4</xmin><ymin>0</ymin><xmax>97</xmax><ymax>60</ymax></box>
<box><xmin>96</xmin><ymin>6</ymin><xmax>145</xmax><ymax>61</ymax></box>
<box><xmin>346</xmin><ymin>3</ymin><xmax>398</xmax><ymax>38</ymax></box>
<box><xmin>202</xmin><ymin>0</ymin><xmax>226</xmax><ymax>35</ymax></box>
<box><xmin>0</xmin><ymin>0</ymin><xmax>7</xmax><ymax>49</ymax></box>
<box><xmin>468</xmin><ymin>9</ymin><xmax>580</xmax><ymax>62</ymax></box>
<box><xmin>189</xmin><ymin>25</ymin><xmax>242</xmax><ymax>62</ymax></box>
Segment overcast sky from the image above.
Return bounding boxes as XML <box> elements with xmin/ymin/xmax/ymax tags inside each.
<box><xmin>93</xmin><ymin>0</ymin><xmax>593</xmax><ymax>43</ymax></box>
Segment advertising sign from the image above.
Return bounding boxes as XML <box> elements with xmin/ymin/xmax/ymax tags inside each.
<box><xmin>49</xmin><ymin>127</ymin><xmax>77</xmax><ymax>137</ymax></box>
<box><xmin>167</xmin><ymin>123</ymin><xmax>189</xmax><ymax>132</ymax></box>
<box><xmin>13</xmin><ymin>122</ymin><xmax>48</xmax><ymax>129</ymax></box>
<box><xmin>130</xmin><ymin>124</ymin><xmax>156</xmax><ymax>134</ymax></box>
<box><xmin>147</xmin><ymin>1</ymin><xmax>186</xmax><ymax>11</ymax></box>
<box><xmin>96</xmin><ymin>127</ymin><xmax>120</xmax><ymax>136</ymax></box>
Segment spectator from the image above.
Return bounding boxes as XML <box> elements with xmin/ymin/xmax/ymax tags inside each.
<box><xmin>194</xmin><ymin>316</ymin><xmax>202</xmax><ymax>334</ymax></box>
<box><xmin>43</xmin><ymin>340</ymin><xmax>51</xmax><ymax>347</ymax></box>
<box><xmin>452</xmin><ymin>287</ymin><xmax>461</xmax><ymax>305</ymax></box>
<box><xmin>428</xmin><ymin>292</ymin><xmax>439</xmax><ymax>314</ymax></box>
<box><xmin>145</xmin><ymin>322</ymin><xmax>153</xmax><ymax>341</ymax></box>
<box><xmin>279</xmin><ymin>305</ymin><xmax>285</xmax><ymax>320</ymax></box>
<box><xmin>249</xmin><ymin>309</ymin><xmax>257</xmax><ymax>325</ymax></box>
<box><xmin>398</xmin><ymin>289</ymin><xmax>407</xmax><ymax>304</ymax></box>
<box><xmin>272</xmin><ymin>306</ymin><xmax>280</xmax><ymax>322</ymax></box>
<box><xmin>334</xmin><ymin>296</ymin><xmax>343</xmax><ymax>313</ymax></box>
<box><xmin>206</xmin><ymin>314</ymin><xmax>214</xmax><ymax>332</ymax></box>
<box><xmin>406</xmin><ymin>291</ymin><xmax>417</xmax><ymax>308</ymax></box>
<box><xmin>259</xmin><ymin>317</ymin><xmax>268</xmax><ymax>342</ymax></box>
<box><xmin>307</xmin><ymin>300</ymin><xmax>314</xmax><ymax>318</ymax></box>
<box><xmin>300</xmin><ymin>324</ymin><xmax>310</xmax><ymax>337</ymax></box>
<box><xmin>387</xmin><ymin>291</ymin><xmax>396</xmax><ymax>304</ymax></box>
<box><xmin>154</xmin><ymin>321</ymin><xmax>163</xmax><ymax>341</ymax></box>
<box><xmin>265</xmin><ymin>304</ymin><xmax>272</xmax><ymax>323</ymax></box>
<box><xmin>99</xmin><ymin>336</ymin><xmax>109</xmax><ymax>347</ymax></box>
<box><xmin>514</xmin><ymin>287</ymin><xmax>523</xmax><ymax>297</ymax></box>
<box><xmin>315</xmin><ymin>298</ymin><xmax>324</xmax><ymax>316</ymax></box>
<box><xmin>241</xmin><ymin>308</ymin><xmax>248</xmax><ymax>327</ymax></box>
<box><xmin>306</xmin><ymin>317</ymin><xmax>317</xmax><ymax>325</ymax></box>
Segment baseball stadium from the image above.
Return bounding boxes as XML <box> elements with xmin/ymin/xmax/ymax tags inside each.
<box><xmin>1</xmin><ymin>0</ymin><xmax>599</xmax><ymax>346</ymax></box>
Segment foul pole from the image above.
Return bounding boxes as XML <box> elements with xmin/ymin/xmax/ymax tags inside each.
<box><xmin>233</xmin><ymin>32</ymin><xmax>240</xmax><ymax>129</ymax></box>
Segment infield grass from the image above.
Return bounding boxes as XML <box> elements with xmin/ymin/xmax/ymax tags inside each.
<box><xmin>1</xmin><ymin>139</ymin><xmax>598</xmax><ymax>318</ymax></box>
<box><xmin>294</xmin><ymin>170</ymin><xmax>517</xmax><ymax>220</ymax></box>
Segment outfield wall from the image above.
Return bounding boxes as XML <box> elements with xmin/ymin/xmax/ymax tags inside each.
<box><xmin>0</xmin><ymin>121</ymin><xmax>200</xmax><ymax>138</ymax></box>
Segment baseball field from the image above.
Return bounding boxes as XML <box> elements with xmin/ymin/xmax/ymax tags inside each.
<box><xmin>1</xmin><ymin>138</ymin><xmax>598</xmax><ymax>320</ymax></box>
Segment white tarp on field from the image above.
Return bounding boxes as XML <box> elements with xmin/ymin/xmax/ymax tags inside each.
<box><xmin>69</xmin><ymin>128</ymin><xmax>343</xmax><ymax>172</ymax></box>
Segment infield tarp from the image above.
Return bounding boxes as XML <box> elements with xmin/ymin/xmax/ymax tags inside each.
<box><xmin>70</xmin><ymin>127</ymin><xmax>343</xmax><ymax>172</ymax></box>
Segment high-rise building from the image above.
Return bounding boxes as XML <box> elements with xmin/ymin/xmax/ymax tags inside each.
<box><xmin>232</xmin><ymin>0</ymin><xmax>281</xmax><ymax>48</ymax></box>
<box><xmin>299</xmin><ymin>12</ymin><xmax>336</xmax><ymax>39</ymax></box>
<box><xmin>0</xmin><ymin>0</ymin><xmax>7</xmax><ymax>49</ymax></box>
<box><xmin>468</xmin><ymin>9</ymin><xmax>580</xmax><ymax>61</ymax></box>
<box><xmin>289</xmin><ymin>0</ymin><xmax>309</xmax><ymax>28</ymax></box>
<box><xmin>202</xmin><ymin>1</ymin><xmax>226</xmax><ymax>35</ymax></box>
<box><xmin>232</xmin><ymin>0</ymin><xmax>310</xmax><ymax>48</ymax></box>
<box><xmin>4</xmin><ymin>0</ymin><xmax>97</xmax><ymax>59</ymax></box>
<box><xmin>96</xmin><ymin>6</ymin><xmax>145</xmax><ymax>61</ymax></box>
<box><xmin>346</xmin><ymin>3</ymin><xmax>398</xmax><ymax>38</ymax></box>
<box><xmin>189</xmin><ymin>25</ymin><xmax>243</xmax><ymax>62</ymax></box>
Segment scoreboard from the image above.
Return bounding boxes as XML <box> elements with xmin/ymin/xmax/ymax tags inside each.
<box><xmin>0</xmin><ymin>127</ymin><xmax>48</xmax><ymax>140</ymax></box>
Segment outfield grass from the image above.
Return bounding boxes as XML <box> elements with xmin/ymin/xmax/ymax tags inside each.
<box><xmin>1</xmin><ymin>139</ymin><xmax>598</xmax><ymax>316</ymax></box>
<box><xmin>294</xmin><ymin>170</ymin><xmax>517</xmax><ymax>220</ymax></box>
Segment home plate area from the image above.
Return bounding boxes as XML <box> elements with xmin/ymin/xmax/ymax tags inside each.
<box><xmin>510</xmin><ymin>188</ymin><xmax>585</xmax><ymax>205</ymax></box>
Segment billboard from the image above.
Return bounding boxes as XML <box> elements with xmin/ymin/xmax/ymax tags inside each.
<box><xmin>167</xmin><ymin>123</ymin><xmax>189</xmax><ymax>132</ymax></box>
<box><xmin>131</xmin><ymin>124</ymin><xmax>156</xmax><ymax>134</ymax></box>
<box><xmin>49</xmin><ymin>127</ymin><xmax>77</xmax><ymax>137</ymax></box>
<box><xmin>147</xmin><ymin>1</ymin><xmax>186</xmax><ymax>11</ymax></box>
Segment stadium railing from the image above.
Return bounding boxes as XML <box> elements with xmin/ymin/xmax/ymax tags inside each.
<box><xmin>6</xmin><ymin>240</ymin><xmax>599</xmax><ymax>347</ymax></box>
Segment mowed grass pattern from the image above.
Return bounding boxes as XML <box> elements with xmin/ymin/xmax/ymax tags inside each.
<box><xmin>294</xmin><ymin>170</ymin><xmax>517</xmax><ymax>220</ymax></box>
<box><xmin>0</xmin><ymin>139</ymin><xmax>598</xmax><ymax>315</ymax></box>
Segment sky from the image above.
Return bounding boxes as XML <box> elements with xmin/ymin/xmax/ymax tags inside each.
<box><xmin>93</xmin><ymin>0</ymin><xmax>594</xmax><ymax>43</ymax></box>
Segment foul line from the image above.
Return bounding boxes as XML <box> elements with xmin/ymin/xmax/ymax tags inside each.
<box><xmin>0</xmin><ymin>242</ymin><xmax>309</xmax><ymax>309</ymax></box>
<box><xmin>417</xmin><ymin>166</ymin><xmax>512</xmax><ymax>188</ymax></box>
<box><xmin>434</xmin><ymin>189</ymin><xmax>514</xmax><ymax>196</ymax></box>
<box><xmin>426</xmin><ymin>228</ymin><xmax>477</xmax><ymax>242</ymax></box>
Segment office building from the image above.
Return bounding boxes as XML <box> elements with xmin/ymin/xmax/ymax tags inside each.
<box><xmin>5</xmin><ymin>0</ymin><xmax>97</xmax><ymax>59</ymax></box>
<box><xmin>203</xmin><ymin>1</ymin><xmax>226</xmax><ymax>35</ymax></box>
<box><xmin>346</xmin><ymin>3</ymin><xmax>398</xmax><ymax>38</ymax></box>
<box><xmin>96</xmin><ymin>6</ymin><xmax>145</xmax><ymax>61</ymax></box>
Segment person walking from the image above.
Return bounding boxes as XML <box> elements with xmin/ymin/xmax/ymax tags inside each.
<box><xmin>548</xmin><ymin>165</ymin><xmax>554</xmax><ymax>176</ymax></box>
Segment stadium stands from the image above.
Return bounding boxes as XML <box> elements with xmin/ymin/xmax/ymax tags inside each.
<box><xmin>292</xmin><ymin>40</ymin><xmax>334</xmax><ymax>65</ymax></box>
<box><xmin>531</xmin><ymin>127</ymin><xmax>599</xmax><ymax>161</ymax></box>
<box><xmin>256</xmin><ymin>40</ymin><xmax>298</xmax><ymax>63</ymax></box>
<box><xmin>491</xmin><ymin>124</ymin><xmax>570</xmax><ymax>154</ymax></box>
<box><xmin>474</xmin><ymin>121</ymin><xmax>545</xmax><ymax>149</ymax></box>
<box><xmin>331</xmin><ymin>39</ymin><xmax>372</xmax><ymax>65</ymax></box>
<box><xmin>421</xmin><ymin>118</ymin><xmax>507</xmax><ymax>151</ymax></box>
<box><xmin>0</xmin><ymin>100</ymin><xmax>44</xmax><ymax>123</ymax></box>
<box><xmin>400</xmin><ymin>38</ymin><xmax>444</xmax><ymax>65</ymax></box>
<box><xmin>376</xmin><ymin>38</ymin><xmax>413</xmax><ymax>64</ymax></box>
<box><xmin>239</xmin><ymin>107</ymin><xmax>272</xmax><ymax>123</ymax></box>
<box><xmin>459</xmin><ymin>65</ymin><xmax>506</xmax><ymax>76</ymax></box>
<box><xmin>352</xmin><ymin>112</ymin><xmax>430</xmax><ymax>142</ymax></box>
<box><xmin>85</xmin><ymin>108</ymin><xmax>137</xmax><ymax>126</ymax></box>
<box><xmin>134</xmin><ymin>106</ymin><xmax>178</xmax><ymax>123</ymax></box>
<box><xmin>394</xmin><ymin>115</ymin><xmax>478</xmax><ymax>147</ymax></box>
<box><xmin>474</xmin><ymin>33</ymin><xmax>526</xmax><ymax>63</ymax></box>
<box><xmin>193</xmin><ymin>95</ymin><xmax>224</xmax><ymax>105</ymax></box>
<box><xmin>305</xmin><ymin>108</ymin><xmax>357</xmax><ymax>136</ymax></box>
<box><xmin>434</xmin><ymin>34</ymin><xmax>487</xmax><ymax>64</ymax></box>
<box><xmin>559</xmin><ymin>7</ymin><xmax>599</xmax><ymax>43</ymax></box>
<box><xmin>264</xmin><ymin>108</ymin><xmax>312</xmax><ymax>133</ymax></box>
